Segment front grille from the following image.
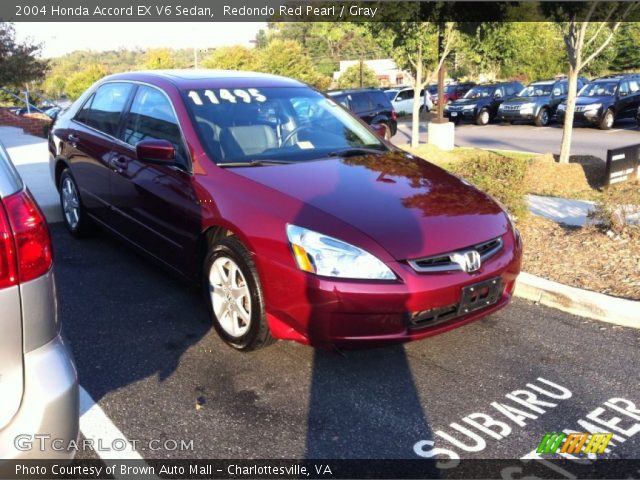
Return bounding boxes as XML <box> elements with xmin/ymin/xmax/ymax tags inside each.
<box><xmin>448</xmin><ymin>106</ymin><xmax>463</xmax><ymax>111</ymax></box>
<box><xmin>408</xmin><ymin>237</ymin><xmax>503</xmax><ymax>273</ymax></box>
<box><xmin>410</xmin><ymin>304</ymin><xmax>459</xmax><ymax>328</ymax></box>
<box><xmin>575</xmin><ymin>106</ymin><xmax>586</xmax><ymax>112</ymax></box>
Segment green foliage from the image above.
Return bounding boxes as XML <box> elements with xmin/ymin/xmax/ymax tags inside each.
<box><xmin>65</xmin><ymin>64</ymin><xmax>108</xmax><ymax>100</ymax></box>
<box><xmin>268</xmin><ymin>22</ymin><xmax>381</xmax><ymax>68</ymax></box>
<box><xmin>0</xmin><ymin>22</ymin><xmax>48</xmax><ymax>88</ymax></box>
<box><xmin>255</xmin><ymin>39</ymin><xmax>330</xmax><ymax>89</ymax></box>
<box><xmin>609</xmin><ymin>22</ymin><xmax>640</xmax><ymax>72</ymax></box>
<box><xmin>336</xmin><ymin>63</ymin><xmax>379</xmax><ymax>88</ymax></box>
<box><xmin>143</xmin><ymin>48</ymin><xmax>176</xmax><ymax>70</ymax></box>
<box><xmin>201</xmin><ymin>45</ymin><xmax>259</xmax><ymax>71</ymax></box>
<box><xmin>449</xmin><ymin>153</ymin><xmax>529</xmax><ymax>220</ymax></box>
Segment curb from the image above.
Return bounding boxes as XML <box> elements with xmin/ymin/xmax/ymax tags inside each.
<box><xmin>514</xmin><ymin>272</ymin><xmax>640</xmax><ymax>329</ymax></box>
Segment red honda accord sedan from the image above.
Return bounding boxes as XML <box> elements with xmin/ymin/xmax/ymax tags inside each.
<box><xmin>49</xmin><ymin>70</ymin><xmax>522</xmax><ymax>350</ymax></box>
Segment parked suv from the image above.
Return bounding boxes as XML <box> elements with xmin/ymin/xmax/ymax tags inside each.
<box><xmin>49</xmin><ymin>71</ymin><xmax>521</xmax><ymax>350</ymax></box>
<box><xmin>0</xmin><ymin>142</ymin><xmax>78</xmax><ymax>460</ymax></box>
<box><xmin>497</xmin><ymin>78</ymin><xmax>586</xmax><ymax>126</ymax></box>
<box><xmin>384</xmin><ymin>87</ymin><xmax>433</xmax><ymax>115</ymax></box>
<box><xmin>327</xmin><ymin>88</ymin><xmax>397</xmax><ymax>139</ymax></box>
<box><xmin>445</xmin><ymin>82</ymin><xmax>524</xmax><ymax>125</ymax></box>
<box><xmin>556</xmin><ymin>74</ymin><xmax>640</xmax><ymax>129</ymax></box>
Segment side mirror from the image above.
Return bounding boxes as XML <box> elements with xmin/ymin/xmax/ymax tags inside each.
<box><xmin>136</xmin><ymin>139</ymin><xmax>176</xmax><ymax>164</ymax></box>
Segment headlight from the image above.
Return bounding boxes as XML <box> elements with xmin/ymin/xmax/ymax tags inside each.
<box><xmin>462</xmin><ymin>104</ymin><xmax>476</xmax><ymax>110</ymax></box>
<box><xmin>286</xmin><ymin>225</ymin><xmax>396</xmax><ymax>280</ymax></box>
<box><xmin>520</xmin><ymin>102</ymin><xmax>535</xmax><ymax>113</ymax></box>
<box><xmin>583</xmin><ymin>103</ymin><xmax>601</xmax><ymax>111</ymax></box>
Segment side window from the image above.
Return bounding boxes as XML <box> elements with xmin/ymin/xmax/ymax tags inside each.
<box><xmin>371</xmin><ymin>91</ymin><xmax>391</xmax><ymax>109</ymax></box>
<box><xmin>397</xmin><ymin>90</ymin><xmax>414</xmax><ymax>101</ymax></box>
<box><xmin>76</xmin><ymin>83</ymin><xmax>133</xmax><ymax>137</ymax></box>
<box><xmin>629</xmin><ymin>80</ymin><xmax>639</xmax><ymax>93</ymax></box>
<box><xmin>619</xmin><ymin>81</ymin><xmax>629</xmax><ymax>96</ymax></box>
<box><xmin>351</xmin><ymin>93</ymin><xmax>372</xmax><ymax>113</ymax></box>
<box><xmin>494</xmin><ymin>87</ymin><xmax>504</xmax><ymax>98</ymax></box>
<box><xmin>75</xmin><ymin>93</ymin><xmax>95</xmax><ymax>125</ymax></box>
<box><xmin>121</xmin><ymin>85</ymin><xmax>187</xmax><ymax>163</ymax></box>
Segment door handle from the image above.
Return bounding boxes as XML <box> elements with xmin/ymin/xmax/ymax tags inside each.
<box><xmin>67</xmin><ymin>134</ymin><xmax>80</xmax><ymax>142</ymax></box>
<box><xmin>110</xmin><ymin>156</ymin><xmax>128</xmax><ymax>173</ymax></box>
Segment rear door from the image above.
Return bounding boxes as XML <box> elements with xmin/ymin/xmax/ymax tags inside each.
<box><xmin>0</xmin><ymin>145</ymin><xmax>23</xmax><ymax>430</ymax></box>
<box><xmin>616</xmin><ymin>80</ymin><xmax>634</xmax><ymax>118</ymax></box>
<box><xmin>108</xmin><ymin>84</ymin><xmax>198</xmax><ymax>273</ymax></box>
<box><xmin>66</xmin><ymin>83</ymin><xmax>134</xmax><ymax>223</ymax></box>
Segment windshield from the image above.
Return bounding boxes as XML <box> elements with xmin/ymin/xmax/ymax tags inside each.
<box><xmin>519</xmin><ymin>84</ymin><xmax>553</xmax><ymax>97</ymax></box>
<box><xmin>464</xmin><ymin>86</ymin><xmax>494</xmax><ymax>99</ymax></box>
<box><xmin>184</xmin><ymin>87</ymin><xmax>385</xmax><ymax>165</ymax></box>
<box><xmin>579</xmin><ymin>81</ymin><xmax>617</xmax><ymax>97</ymax></box>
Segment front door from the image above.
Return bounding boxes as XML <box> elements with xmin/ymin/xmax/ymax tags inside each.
<box><xmin>108</xmin><ymin>85</ymin><xmax>200</xmax><ymax>274</ymax></box>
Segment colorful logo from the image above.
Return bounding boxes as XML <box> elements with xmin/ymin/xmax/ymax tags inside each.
<box><xmin>537</xmin><ymin>432</ymin><xmax>613</xmax><ymax>455</ymax></box>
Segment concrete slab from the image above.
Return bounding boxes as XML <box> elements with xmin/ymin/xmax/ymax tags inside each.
<box><xmin>526</xmin><ymin>194</ymin><xmax>596</xmax><ymax>227</ymax></box>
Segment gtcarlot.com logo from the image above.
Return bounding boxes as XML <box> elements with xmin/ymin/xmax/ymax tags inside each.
<box><xmin>536</xmin><ymin>432</ymin><xmax>613</xmax><ymax>455</ymax></box>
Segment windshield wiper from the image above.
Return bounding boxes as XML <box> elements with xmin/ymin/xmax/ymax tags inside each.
<box><xmin>218</xmin><ymin>159</ymin><xmax>293</xmax><ymax>168</ymax></box>
<box><xmin>326</xmin><ymin>147</ymin><xmax>387</xmax><ymax>158</ymax></box>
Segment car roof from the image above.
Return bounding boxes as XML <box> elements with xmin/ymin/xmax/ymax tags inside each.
<box><xmin>327</xmin><ymin>88</ymin><xmax>383</xmax><ymax>95</ymax></box>
<box><xmin>530</xmin><ymin>80</ymin><xmax>556</xmax><ymax>85</ymax></box>
<box><xmin>102</xmin><ymin>69</ymin><xmax>306</xmax><ymax>90</ymax></box>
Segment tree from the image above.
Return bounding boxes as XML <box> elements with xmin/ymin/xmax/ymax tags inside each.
<box><xmin>546</xmin><ymin>2</ymin><xmax>639</xmax><ymax>163</ymax></box>
<box><xmin>0</xmin><ymin>22</ymin><xmax>48</xmax><ymax>88</ymax></box>
<box><xmin>336</xmin><ymin>63</ymin><xmax>379</xmax><ymax>88</ymax></box>
<box><xmin>201</xmin><ymin>45</ymin><xmax>259</xmax><ymax>71</ymax></box>
<box><xmin>610</xmin><ymin>22</ymin><xmax>640</xmax><ymax>72</ymax></box>
<box><xmin>65</xmin><ymin>64</ymin><xmax>108</xmax><ymax>100</ymax></box>
<box><xmin>143</xmin><ymin>48</ymin><xmax>176</xmax><ymax>70</ymax></box>
<box><xmin>255</xmin><ymin>39</ymin><xmax>330</xmax><ymax>89</ymax></box>
<box><xmin>371</xmin><ymin>21</ymin><xmax>457</xmax><ymax>147</ymax></box>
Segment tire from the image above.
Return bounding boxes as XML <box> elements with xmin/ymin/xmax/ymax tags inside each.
<box><xmin>204</xmin><ymin>236</ymin><xmax>274</xmax><ymax>351</ymax></box>
<box><xmin>59</xmin><ymin>168</ymin><xmax>92</xmax><ymax>237</ymax></box>
<box><xmin>382</xmin><ymin>123</ymin><xmax>391</xmax><ymax>141</ymax></box>
<box><xmin>476</xmin><ymin>108</ymin><xmax>490</xmax><ymax>126</ymax></box>
<box><xmin>599</xmin><ymin>109</ymin><xmax>614</xmax><ymax>130</ymax></box>
<box><xmin>534</xmin><ymin>107</ymin><xmax>550</xmax><ymax>127</ymax></box>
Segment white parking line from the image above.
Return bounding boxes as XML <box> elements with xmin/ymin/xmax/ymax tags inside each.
<box><xmin>80</xmin><ymin>386</ymin><xmax>158</xmax><ymax>478</ymax></box>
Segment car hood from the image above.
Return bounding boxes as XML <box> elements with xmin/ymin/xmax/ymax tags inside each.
<box><xmin>229</xmin><ymin>151</ymin><xmax>508</xmax><ymax>260</ymax></box>
<box><xmin>503</xmin><ymin>96</ymin><xmax>547</xmax><ymax>105</ymax></box>
<box><xmin>573</xmin><ymin>95</ymin><xmax>612</xmax><ymax>105</ymax></box>
<box><xmin>449</xmin><ymin>98</ymin><xmax>483</xmax><ymax>107</ymax></box>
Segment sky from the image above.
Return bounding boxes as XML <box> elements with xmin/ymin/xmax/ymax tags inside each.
<box><xmin>13</xmin><ymin>22</ymin><xmax>265</xmax><ymax>58</ymax></box>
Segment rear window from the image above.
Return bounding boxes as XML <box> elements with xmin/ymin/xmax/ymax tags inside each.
<box><xmin>350</xmin><ymin>93</ymin><xmax>372</xmax><ymax>113</ymax></box>
<box><xmin>75</xmin><ymin>83</ymin><xmax>133</xmax><ymax>137</ymax></box>
<box><xmin>370</xmin><ymin>91</ymin><xmax>392</xmax><ymax>109</ymax></box>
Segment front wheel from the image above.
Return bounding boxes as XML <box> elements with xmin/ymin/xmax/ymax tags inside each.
<box><xmin>476</xmin><ymin>109</ymin><xmax>490</xmax><ymax>126</ymax></box>
<box><xmin>204</xmin><ymin>237</ymin><xmax>274</xmax><ymax>351</ymax></box>
<box><xmin>599</xmin><ymin>109</ymin><xmax>614</xmax><ymax>130</ymax></box>
<box><xmin>535</xmin><ymin>107</ymin><xmax>550</xmax><ymax>127</ymax></box>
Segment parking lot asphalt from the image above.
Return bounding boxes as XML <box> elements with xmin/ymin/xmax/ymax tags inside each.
<box><xmin>393</xmin><ymin>119</ymin><xmax>639</xmax><ymax>160</ymax></box>
<box><xmin>50</xmin><ymin>224</ymin><xmax>640</xmax><ymax>463</ymax></box>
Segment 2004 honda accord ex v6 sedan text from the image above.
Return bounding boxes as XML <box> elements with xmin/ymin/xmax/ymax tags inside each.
<box><xmin>49</xmin><ymin>70</ymin><xmax>522</xmax><ymax>350</ymax></box>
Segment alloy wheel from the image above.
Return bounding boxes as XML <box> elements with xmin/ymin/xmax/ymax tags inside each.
<box><xmin>61</xmin><ymin>176</ymin><xmax>80</xmax><ymax>229</ymax></box>
<box><xmin>209</xmin><ymin>256</ymin><xmax>252</xmax><ymax>338</ymax></box>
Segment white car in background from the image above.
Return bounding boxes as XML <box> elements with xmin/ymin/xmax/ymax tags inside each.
<box><xmin>384</xmin><ymin>87</ymin><xmax>433</xmax><ymax>116</ymax></box>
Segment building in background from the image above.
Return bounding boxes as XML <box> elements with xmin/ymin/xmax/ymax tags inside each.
<box><xmin>333</xmin><ymin>59</ymin><xmax>408</xmax><ymax>87</ymax></box>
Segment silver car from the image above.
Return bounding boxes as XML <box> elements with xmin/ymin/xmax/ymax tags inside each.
<box><xmin>0</xmin><ymin>141</ymin><xmax>78</xmax><ymax>459</ymax></box>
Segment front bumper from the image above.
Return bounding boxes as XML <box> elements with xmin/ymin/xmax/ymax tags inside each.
<box><xmin>497</xmin><ymin>110</ymin><xmax>536</xmax><ymax>122</ymax></box>
<box><xmin>263</xmin><ymin>232</ymin><xmax>522</xmax><ymax>347</ymax></box>
<box><xmin>556</xmin><ymin>108</ymin><xmax>602</xmax><ymax>125</ymax></box>
<box><xmin>444</xmin><ymin>109</ymin><xmax>476</xmax><ymax>121</ymax></box>
<box><xmin>0</xmin><ymin>335</ymin><xmax>79</xmax><ymax>460</ymax></box>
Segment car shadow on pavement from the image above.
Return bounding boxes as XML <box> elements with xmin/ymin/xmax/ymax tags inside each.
<box><xmin>305</xmin><ymin>346</ymin><xmax>436</xmax><ymax>462</ymax></box>
<box><xmin>50</xmin><ymin>223</ymin><xmax>211</xmax><ymax>402</ymax></box>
